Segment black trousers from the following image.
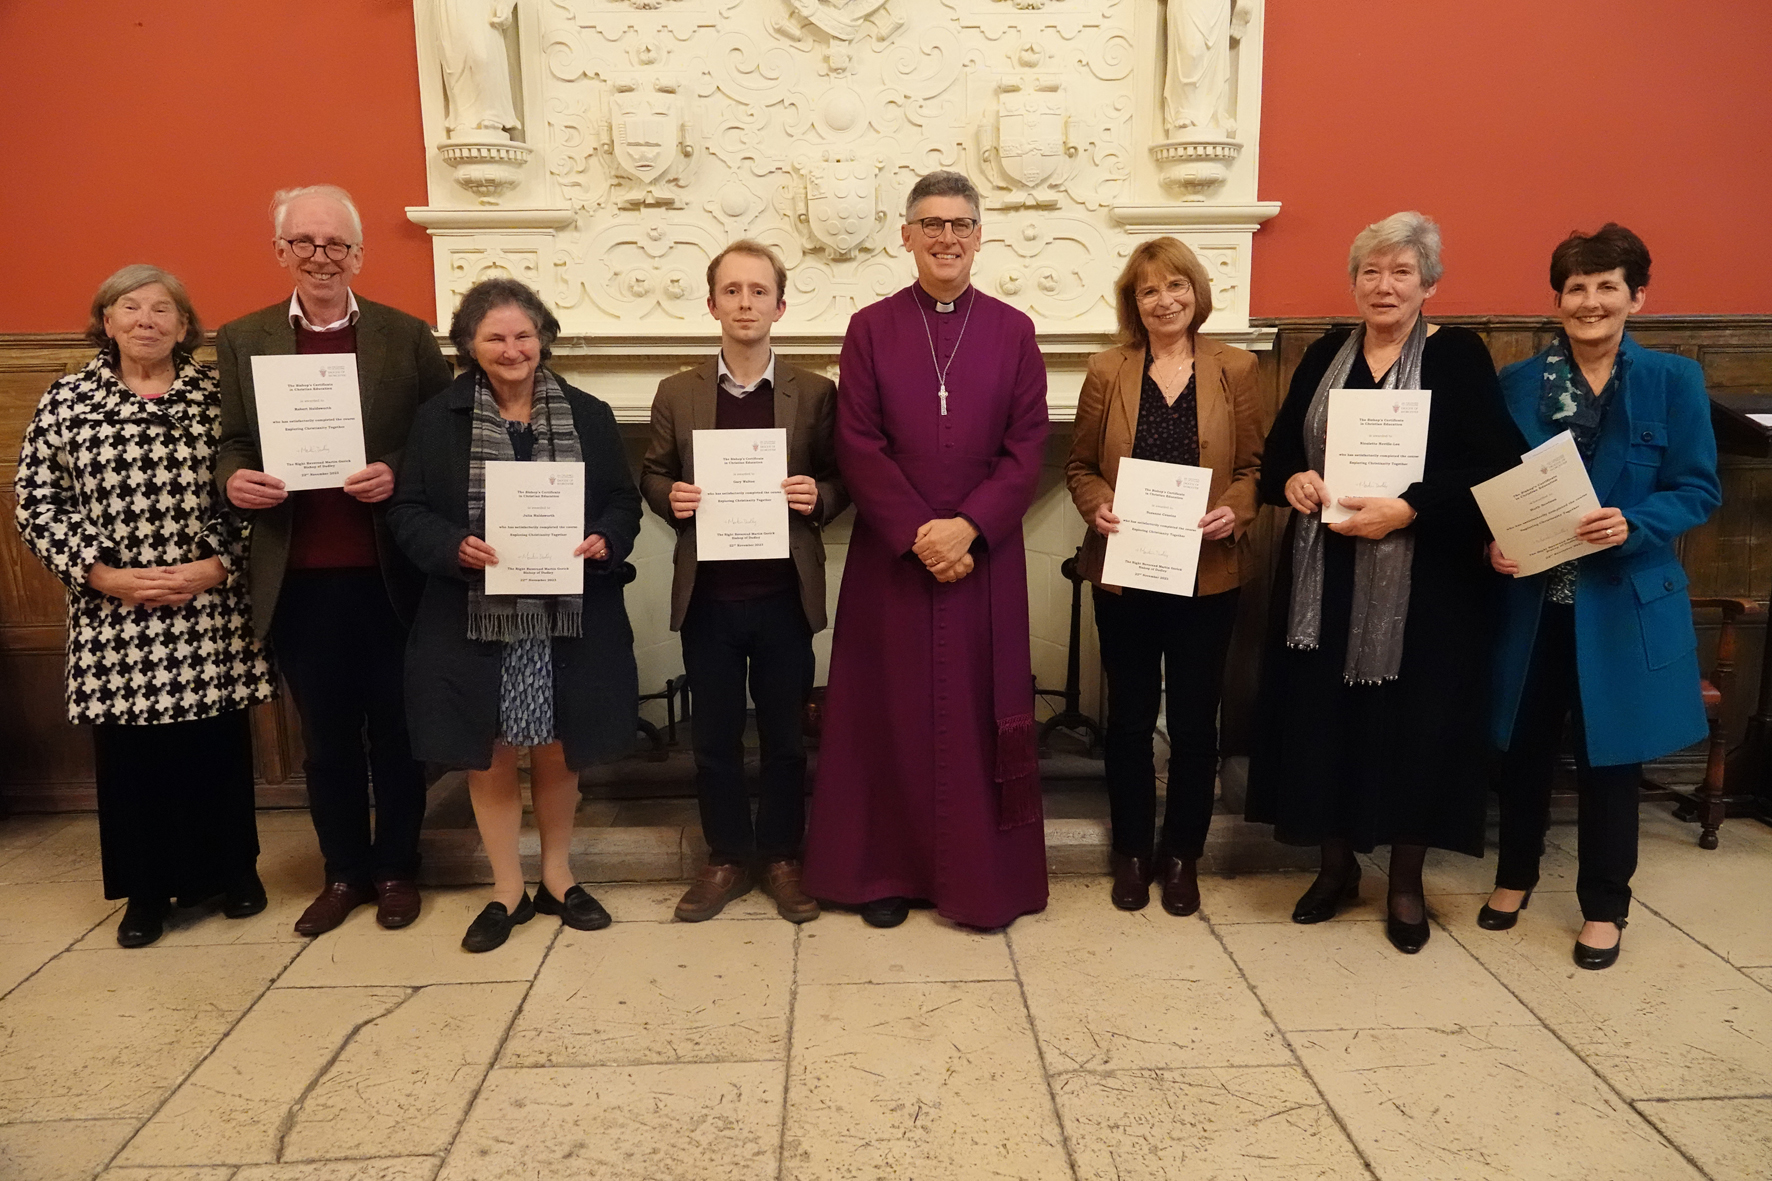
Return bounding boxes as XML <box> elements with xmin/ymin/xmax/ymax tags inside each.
<box><xmin>1093</xmin><ymin>585</ymin><xmax>1240</xmax><ymax>860</ymax></box>
<box><xmin>92</xmin><ymin>709</ymin><xmax>259</xmax><ymax>901</ymax></box>
<box><xmin>680</xmin><ymin>591</ymin><xmax>815</xmax><ymax>863</ymax></box>
<box><xmin>271</xmin><ymin>569</ymin><xmax>427</xmax><ymax>885</ymax></box>
<box><xmin>1494</xmin><ymin>603</ymin><xmax>1640</xmax><ymax>922</ymax></box>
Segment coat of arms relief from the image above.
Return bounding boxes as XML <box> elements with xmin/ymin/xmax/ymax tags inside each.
<box><xmin>409</xmin><ymin>0</ymin><xmax>1277</xmax><ymax>343</ymax></box>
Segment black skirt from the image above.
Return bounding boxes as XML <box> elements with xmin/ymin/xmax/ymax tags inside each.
<box><xmin>91</xmin><ymin>709</ymin><xmax>259</xmax><ymax>900</ymax></box>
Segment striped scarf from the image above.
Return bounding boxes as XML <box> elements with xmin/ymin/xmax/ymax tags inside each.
<box><xmin>466</xmin><ymin>368</ymin><xmax>583</xmax><ymax>641</ymax></box>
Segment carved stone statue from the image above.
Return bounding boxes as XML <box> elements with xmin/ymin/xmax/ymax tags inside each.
<box><xmin>1163</xmin><ymin>0</ymin><xmax>1254</xmax><ymax>140</ymax></box>
<box><xmin>437</xmin><ymin>0</ymin><xmax>520</xmax><ymax>139</ymax></box>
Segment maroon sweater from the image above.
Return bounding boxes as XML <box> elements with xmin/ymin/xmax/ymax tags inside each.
<box><xmin>692</xmin><ymin>381</ymin><xmax>798</xmax><ymax>602</ymax></box>
<box><xmin>285</xmin><ymin>324</ymin><xmax>379</xmax><ymax>570</ymax></box>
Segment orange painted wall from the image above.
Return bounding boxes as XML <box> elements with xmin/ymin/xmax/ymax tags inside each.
<box><xmin>3</xmin><ymin>1</ymin><xmax>1768</xmax><ymax>332</ymax></box>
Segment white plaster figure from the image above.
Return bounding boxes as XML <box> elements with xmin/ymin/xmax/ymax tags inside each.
<box><xmin>1163</xmin><ymin>0</ymin><xmax>1254</xmax><ymax>139</ymax></box>
<box><xmin>437</xmin><ymin>0</ymin><xmax>520</xmax><ymax>139</ymax></box>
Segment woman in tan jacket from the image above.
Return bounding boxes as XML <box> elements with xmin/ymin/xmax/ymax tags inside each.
<box><xmin>1065</xmin><ymin>237</ymin><xmax>1264</xmax><ymax>916</ymax></box>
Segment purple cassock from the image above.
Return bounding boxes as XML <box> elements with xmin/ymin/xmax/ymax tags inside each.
<box><xmin>802</xmin><ymin>283</ymin><xmax>1051</xmax><ymax>929</ymax></box>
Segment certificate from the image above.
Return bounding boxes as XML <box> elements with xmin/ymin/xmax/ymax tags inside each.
<box><xmin>251</xmin><ymin>353</ymin><xmax>367</xmax><ymax>490</ymax></box>
<box><xmin>693</xmin><ymin>428</ymin><xmax>790</xmax><ymax>561</ymax></box>
<box><xmin>1099</xmin><ymin>457</ymin><xmax>1213</xmax><ymax>596</ymax></box>
<box><xmin>1471</xmin><ymin>431</ymin><xmax>1605</xmax><ymax>578</ymax></box>
<box><xmin>483</xmin><ymin>460</ymin><xmax>584</xmax><ymax>596</ymax></box>
<box><xmin>1321</xmin><ymin>389</ymin><xmax>1432</xmax><ymax>523</ymax></box>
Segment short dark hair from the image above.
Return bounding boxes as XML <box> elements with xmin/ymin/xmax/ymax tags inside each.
<box><xmin>706</xmin><ymin>240</ymin><xmax>787</xmax><ymax>304</ymax></box>
<box><xmin>904</xmin><ymin>170</ymin><xmax>982</xmax><ymax>221</ymax></box>
<box><xmin>1550</xmin><ymin>224</ymin><xmax>1651</xmax><ymax>295</ymax></box>
<box><xmin>449</xmin><ymin>278</ymin><xmax>561</xmax><ymax>368</ymax></box>
<box><xmin>1114</xmin><ymin>237</ymin><xmax>1214</xmax><ymax>347</ymax></box>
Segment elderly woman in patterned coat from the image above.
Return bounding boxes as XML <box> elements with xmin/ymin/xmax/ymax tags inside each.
<box><xmin>15</xmin><ymin>265</ymin><xmax>277</xmax><ymax>948</ymax></box>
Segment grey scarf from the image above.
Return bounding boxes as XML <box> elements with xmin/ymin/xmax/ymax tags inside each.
<box><xmin>1287</xmin><ymin>316</ymin><xmax>1428</xmax><ymax>684</ymax></box>
<box><xmin>466</xmin><ymin>369</ymin><xmax>584</xmax><ymax>641</ymax></box>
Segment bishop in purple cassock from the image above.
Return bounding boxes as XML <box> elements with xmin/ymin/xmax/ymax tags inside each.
<box><xmin>802</xmin><ymin>172</ymin><xmax>1050</xmax><ymax>930</ymax></box>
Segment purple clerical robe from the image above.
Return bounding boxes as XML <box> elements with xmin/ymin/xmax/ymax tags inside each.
<box><xmin>802</xmin><ymin>283</ymin><xmax>1050</xmax><ymax>928</ymax></box>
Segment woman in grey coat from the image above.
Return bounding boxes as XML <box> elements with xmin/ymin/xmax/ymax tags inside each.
<box><xmin>389</xmin><ymin>278</ymin><xmax>641</xmax><ymax>951</ymax></box>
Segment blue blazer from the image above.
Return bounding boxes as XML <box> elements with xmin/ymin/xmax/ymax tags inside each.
<box><xmin>1491</xmin><ymin>334</ymin><xmax>1721</xmax><ymax>767</ymax></box>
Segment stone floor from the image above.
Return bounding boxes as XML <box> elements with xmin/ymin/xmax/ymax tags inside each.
<box><xmin>1</xmin><ymin>804</ymin><xmax>1769</xmax><ymax>1180</ymax></box>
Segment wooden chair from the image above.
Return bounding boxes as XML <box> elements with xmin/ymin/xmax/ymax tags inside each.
<box><xmin>1671</xmin><ymin>597</ymin><xmax>1762</xmax><ymax>848</ymax></box>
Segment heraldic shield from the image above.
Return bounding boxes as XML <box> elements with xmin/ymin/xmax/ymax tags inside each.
<box><xmin>800</xmin><ymin>158</ymin><xmax>881</xmax><ymax>259</ymax></box>
<box><xmin>609</xmin><ymin>83</ymin><xmax>682</xmax><ymax>184</ymax></box>
<box><xmin>995</xmin><ymin>86</ymin><xmax>1068</xmax><ymax>190</ymax></box>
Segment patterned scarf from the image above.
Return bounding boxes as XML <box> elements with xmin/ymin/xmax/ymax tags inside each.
<box><xmin>466</xmin><ymin>368</ymin><xmax>584</xmax><ymax>641</ymax></box>
<box><xmin>1538</xmin><ymin>331</ymin><xmax>1619</xmax><ymax>462</ymax></box>
<box><xmin>1287</xmin><ymin>316</ymin><xmax>1428</xmax><ymax>684</ymax></box>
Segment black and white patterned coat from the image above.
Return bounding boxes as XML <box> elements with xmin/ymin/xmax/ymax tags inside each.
<box><xmin>14</xmin><ymin>353</ymin><xmax>276</xmax><ymax>725</ymax></box>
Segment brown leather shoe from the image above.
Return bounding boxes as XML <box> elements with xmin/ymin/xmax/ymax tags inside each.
<box><xmin>1157</xmin><ymin>854</ymin><xmax>1200</xmax><ymax>917</ymax></box>
<box><xmin>294</xmin><ymin>881</ymin><xmax>376</xmax><ymax>936</ymax></box>
<box><xmin>674</xmin><ymin>862</ymin><xmax>753</xmax><ymax>923</ymax></box>
<box><xmin>1110</xmin><ymin>852</ymin><xmax>1152</xmax><ymax>911</ymax></box>
<box><xmin>374</xmin><ymin>877</ymin><xmax>422</xmax><ymax>929</ymax></box>
<box><xmin>760</xmin><ymin>859</ymin><xmax>820</xmax><ymax>923</ymax></box>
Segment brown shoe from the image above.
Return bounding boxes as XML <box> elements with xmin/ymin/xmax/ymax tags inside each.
<box><xmin>1110</xmin><ymin>852</ymin><xmax>1152</xmax><ymax>911</ymax></box>
<box><xmin>1157</xmin><ymin>854</ymin><xmax>1200</xmax><ymax>917</ymax></box>
<box><xmin>375</xmin><ymin>877</ymin><xmax>422</xmax><ymax>929</ymax></box>
<box><xmin>294</xmin><ymin>881</ymin><xmax>376</xmax><ymax>936</ymax></box>
<box><xmin>760</xmin><ymin>859</ymin><xmax>820</xmax><ymax>923</ymax></box>
<box><xmin>674</xmin><ymin>862</ymin><xmax>753</xmax><ymax>923</ymax></box>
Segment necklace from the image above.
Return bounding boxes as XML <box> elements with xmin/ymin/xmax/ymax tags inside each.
<box><xmin>913</xmin><ymin>287</ymin><xmax>976</xmax><ymax>416</ymax></box>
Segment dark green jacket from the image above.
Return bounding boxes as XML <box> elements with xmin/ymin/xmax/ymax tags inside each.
<box><xmin>214</xmin><ymin>296</ymin><xmax>454</xmax><ymax>639</ymax></box>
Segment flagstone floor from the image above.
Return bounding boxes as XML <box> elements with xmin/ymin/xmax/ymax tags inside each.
<box><xmin>1</xmin><ymin>803</ymin><xmax>1769</xmax><ymax>1180</ymax></box>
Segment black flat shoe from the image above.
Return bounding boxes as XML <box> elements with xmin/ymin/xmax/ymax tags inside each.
<box><xmin>1574</xmin><ymin>920</ymin><xmax>1625</xmax><ymax>970</ymax></box>
<box><xmin>1476</xmin><ymin>887</ymin><xmax>1533</xmax><ymax>931</ymax></box>
<box><xmin>535</xmin><ymin>883</ymin><xmax>611</xmax><ymax>931</ymax></box>
<box><xmin>1292</xmin><ymin>868</ymin><xmax>1362</xmax><ymax>924</ymax></box>
<box><xmin>461</xmin><ymin>893</ymin><xmax>534</xmax><ymax>953</ymax></box>
<box><xmin>861</xmin><ymin>896</ymin><xmax>910</xmax><ymax>929</ymax></box>
<box><xmin>117</xmin><ymin>898</ymin><xmax>170</xmax><ymax>948</ymax></box>
<box><xmin>222</xmin><ymin>872</ymin><xmax>268</xmax><ymax>919</ymax></box>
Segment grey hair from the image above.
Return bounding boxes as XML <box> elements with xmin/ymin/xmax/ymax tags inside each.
<box><xmin>904</xmin><ymin>170</ymin><xmax>982</xmax><ymax>222</ymax></box>
<box><xmin>1348</xmin><ymin>211</ymin><xmax>1444</xmax><ymax>286</ymax></box>
<box><xmin>270</xmin><ymin>184</ymin><xmax>364</xmax><ymax>242</ymax></box>
<box><xmin>449</xmin><ymin>278</ymin><xmax>561</xmax><ymax>368</ymax></box>
<box><xmin>85</xmin><ymin>264</ymin><xmax>203</xmax><ymax>355</ymax></box>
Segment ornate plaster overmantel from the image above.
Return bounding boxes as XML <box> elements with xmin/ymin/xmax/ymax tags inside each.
<box><xmin>406</xmin><ymin>0</ymin><xmax>1282</xmax><ymax>419</ymax></box>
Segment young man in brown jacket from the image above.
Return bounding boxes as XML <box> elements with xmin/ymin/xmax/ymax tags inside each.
<box><xmin>641</xmin><ymin>241</ymin><xmax>846</xmax><ymax>923</ymax></box>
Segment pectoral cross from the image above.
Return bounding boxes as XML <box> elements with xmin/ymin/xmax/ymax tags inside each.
<box><xmin>939</xmin><ymin>385</ymin><xmax>949</xmax><ymax>416</ymax></box>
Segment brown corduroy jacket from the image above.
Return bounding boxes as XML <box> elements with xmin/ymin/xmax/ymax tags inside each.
<box><xmin>1064</xmin><ymin>336</ymin><xmax>1266</xmax><ymax>596</ymax></box>
<box><xmin>640</xmin><ymin>358</ymin><xmax>848</xmax><ymax>632</ymax></box>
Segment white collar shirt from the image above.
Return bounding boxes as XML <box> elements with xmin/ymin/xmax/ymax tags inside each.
<box><xmin>715</xmin><ymin>350</ymin><xmax>776</xmax><ymax>399</ymax></box>
<box><xmin>288</xmin><ymin>290</ymin><xmax>361</xmax><ymax>333</ymax></box>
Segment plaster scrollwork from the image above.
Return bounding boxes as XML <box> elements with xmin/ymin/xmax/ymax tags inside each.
<box><xmin>449</xmin><ymin>246</ymin><xmax>545</xmax><ymax>298</ymax></box>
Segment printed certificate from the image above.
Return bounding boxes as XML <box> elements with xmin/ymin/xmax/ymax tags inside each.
<box><xmin>251</xmin><ymin>353</ymin><xmax>367</xmax><ymax>490</ymax></box>
<box><xmin>483</xmin><ymin>460</ymin><xmax>584</xmax><ymax>596</ymax></box>
<box><xmin>1471</xmin><ymin>431</ymin><xmax>1605</xmax><ymax>577</ymax></box>
<box><xmin>1099</xmin><ymin>457</ymin><xmax>1213</xmax><ymax>596</ymax></box>
<box><xmin>693</xmin><ymin>428</ymin><xmax>790</xmax><ymax>561</ymax></box>
<box><xmin>1321</xmin><ymin>389</ymin><xmax>1432</xmax><ymax>523</ymax></box>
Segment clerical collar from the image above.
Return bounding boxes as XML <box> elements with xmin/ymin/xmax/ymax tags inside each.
<box><xmin>916</xmin><ymin>283</ymin><xmax>971</xmax><ymax>314</ymax></box>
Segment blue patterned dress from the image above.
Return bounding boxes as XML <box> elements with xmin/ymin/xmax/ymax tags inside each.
<box><xmin>496</xmin><ymin>420</ymin><xmax>557</xmax><ymax>747</ymax></box>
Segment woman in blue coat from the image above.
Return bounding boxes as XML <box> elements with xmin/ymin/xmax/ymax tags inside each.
<box><xmin>1482</xmin><ymin>225</ymin><xmax>1720</xmax><ymax>970</ymax></box>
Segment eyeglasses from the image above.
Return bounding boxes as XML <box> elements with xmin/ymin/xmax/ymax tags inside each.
<box><xmin>281</xmin><ymin>238</ymin><xmax>357</xmax><ymax>262</ymax></box>
<box><xmin>1135</xmin><ymin>278</ymin><xmax>1193</xmax><ymax>305</ymax></box>
<box><xmin>910</xmin><ymin>217</ymin><xmax>980</xmax><ymax>238</ymax></box>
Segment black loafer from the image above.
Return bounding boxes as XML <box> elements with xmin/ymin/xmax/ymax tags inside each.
<box><xmin>1574</xmin><ymin>920</ymin><xmax>1625</xmax><ymax>970</ymax></box>
<box><xmin>461</xmin><ymin>893</ymin><xmax>535</xmax><ymax>953</ymax></box>
<box><xmin>861</xmin><ymin>896</ymin><xmax>910</xmax><ymax>928</ymax></box>
<box><xmin>117</xmin><ymin>898</ymin><xmax>170</xmax><ymax>948</ymax></box>
<box><xmin>222</xmin><ymin>872</ymin><xmax>268</xmax><ymax>919</ymax></box>
<box><xmin>1476</xmin><ymin>887</ymin><xmax>1533</xmax><ymax>932</ymax></box>
<box><xmin>1292</xmin><ymin>869</ymin><xmax>1362</xmax><ymax>924</ymax></box>
<box><xmin>536</xmin><ymin>883</ymin><xmax>611</xmax><ymax>931</ymax></box>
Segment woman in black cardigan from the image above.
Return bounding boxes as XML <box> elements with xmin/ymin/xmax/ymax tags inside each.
<box><xmin>1245</xmin><ymin>212</ymin><xmax>1521</xmax><ymax>954</ymax></box>
<box><xmin>390</xmin><ymin>278</ymin><xmax>641</xmax><ymax>951</ymax></box>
